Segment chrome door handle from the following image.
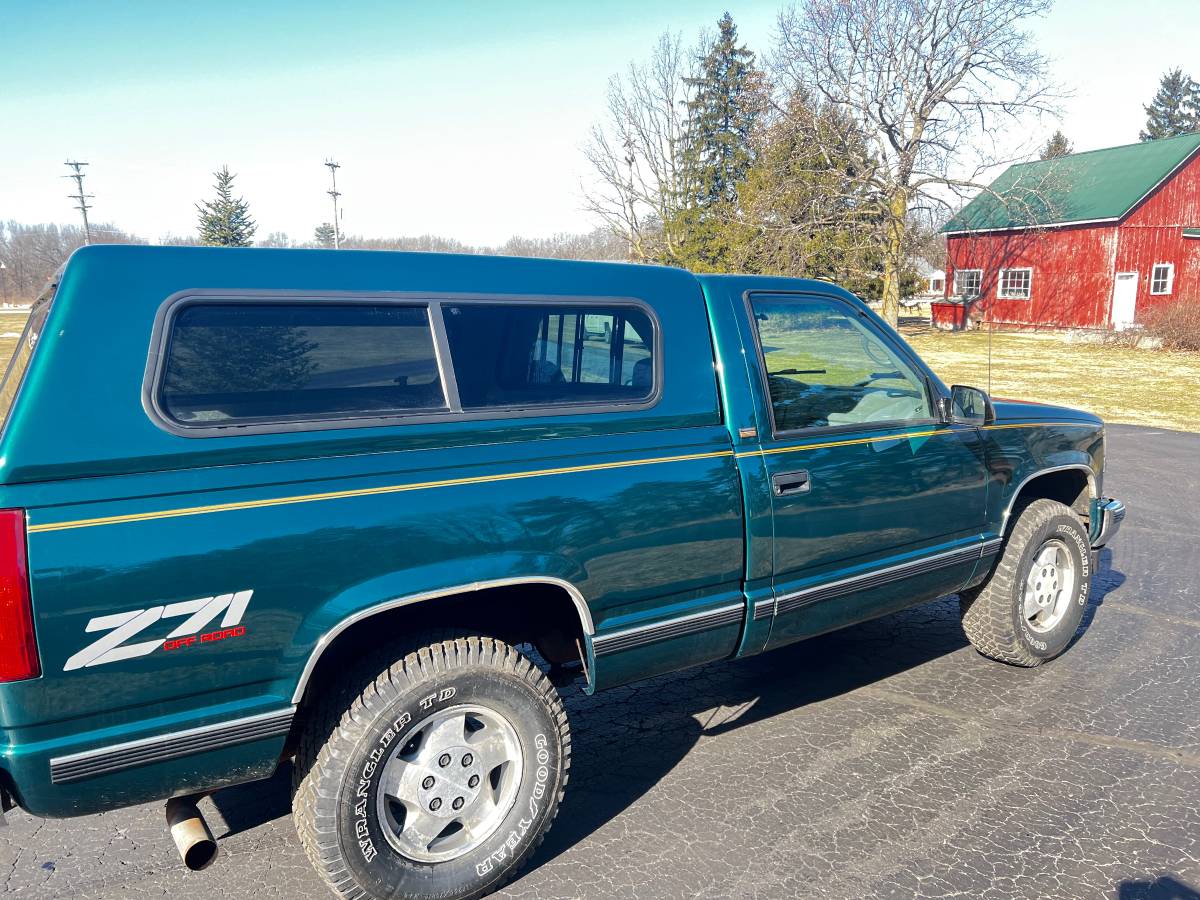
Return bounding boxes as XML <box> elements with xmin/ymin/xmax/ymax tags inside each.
<box><xmin>771</xmin><ymin>470</ymin><xmax>810</xmax><ymax>496</ymax></box>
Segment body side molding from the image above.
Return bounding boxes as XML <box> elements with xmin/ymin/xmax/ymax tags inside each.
<box><xmin>50</xmin><ymin>708</ymin><xmax>295</xmax><ymax>784</ymax></box>
<box><xmin>775</xmin><ymin>541</ymin><xmax>992</xmax><ymax>617</ymax></box>
<box><xmin>290</xmin><ymin>576</ymin><xmax>594</xmax><ymax>704</ymax></box>
<box><xmin>591</xmin><ymin>603</ymin><xmax>744</xmax><ymax>657</ymax></box>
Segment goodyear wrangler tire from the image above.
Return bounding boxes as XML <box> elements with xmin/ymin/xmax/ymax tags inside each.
<box><xmin>293</xmin><ymin>635</ymin><xmax>570</xmax><ymax>900</ymax></box>
<box><xmin>959</xmin><ymin>498</ymin><xmax>1092</xmax><ymax>666</ymax></box>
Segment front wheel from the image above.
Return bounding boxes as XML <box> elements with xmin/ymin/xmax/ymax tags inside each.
<box><xmin>960</xmin><ymin>498</ymin><xmax>1092</xmax><ymax>666</ymax></box>
<box><xmin>293</xmin><ymin>634</ymin><xmax>570</xmax><ymax>900</ymax></box>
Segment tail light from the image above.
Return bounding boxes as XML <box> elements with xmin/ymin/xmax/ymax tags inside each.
<box><xmin>0</xmin><ymin>509</ymin><xmax>39</xmax><ymax>682</ymax></box>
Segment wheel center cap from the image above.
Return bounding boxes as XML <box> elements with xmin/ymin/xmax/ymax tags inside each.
<box><xmin>417</xmin><ymin>745</ymin><xmax>484</xmax><ymax>818</ymax></box>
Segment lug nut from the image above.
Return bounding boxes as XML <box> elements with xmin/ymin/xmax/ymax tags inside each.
<box><xmin>468</xmin><ymin>775</ymin><xmax>480</xmax><ymax>788</ymax></box>
<box><xmin>429</xmin><ymin>798</ymin><xmax>442</xmax><ymax>811</ymax></box>
<box><xmin>438</xmin><ymin>753</ymin><xmax>451</xmax><ymax>768</ymax></box>
<box><xmin>422</xmin><ymin>776</ymin><xmax>435</xmax><ymax>790</ymax></box>
<box><xmin>461</xmin><ymin>753</ymin><xmax>473</xmax><ymax>767</ymax></box>
<box><xmin>452</xmin><ymin>797</ymin><xmax>465</xmax><ymax>810</ymax></box>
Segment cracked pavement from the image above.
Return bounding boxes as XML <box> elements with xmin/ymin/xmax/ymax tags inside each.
<box><xmin>2</xmin><ymin>424</ymin><xmax>1198</xmax><ymax>899</ymax></box>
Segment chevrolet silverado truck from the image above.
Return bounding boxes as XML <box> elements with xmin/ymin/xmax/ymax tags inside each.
<box><xmin>0</xmin><ymin>246</ymin><xmax>1124</xmax><ymax>899</ymax></box>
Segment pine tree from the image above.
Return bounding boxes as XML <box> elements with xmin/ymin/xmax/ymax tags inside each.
<box><xmin>314</xmin><ymin>223</ymin><xmax>337</xmax><ymax>248</ymax></box>
<box><xmin>1140</xmin><ymin>69</ymin><xmax>1200</xmax><ymax>141</ymax></box>
<box><xmin>1039</xmin><ymin>130</ymin><xmax>1074</xmax><ymax>159</ymax></box>
<box><xmin>196</xmin><ymin>166</ymin><xmax>257</xmax><ymax>247</ymax></box>
<box><xmin>682</xmin><ymin>14</ymin><xmax>763</xmax><ymax>206</ymax></box>
<box><xmin>672</xmin><ymin>13</ymin><xmax>765</xmax><ymax>270</ymax></box>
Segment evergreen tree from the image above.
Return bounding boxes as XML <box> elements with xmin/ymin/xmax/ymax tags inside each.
<box><xmin>196</xmin><ymin>166</ymin><xmax>257</xmax><ymax>247</ymax></box>
<box><xmin>683</xmin><ymin>14</ymin><xmax>763</xmax><ymax>205</ymax></box>
<box><xmin>671</xmin><ymin>13</ymin><xmax>764</xmax><ymax>270</ymax></box>
<box><xmin>721</xmin><ymin>93</ymin><xmax>888</xmax><ymax>295</ymax></box>
<box><xmin>1039</xmin><ymin>130</ymin><xmax>1074</xmax><ymax>159</ymax></box>
<box><xmin>314</xmin><ymin>223</ymin><xmax>337</xmax><ymax>248</ymax></box>
<box><xmin>1140</xmin><ymin>69</ymin><xmax>1200</xmax><ymax>141</ymax></box>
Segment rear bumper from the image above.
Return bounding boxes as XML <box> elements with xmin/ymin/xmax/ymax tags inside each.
<box><xmin>1091</xmin><ymin>497</ymin><xmax>1125</xmax><ymax>548</ymax></box>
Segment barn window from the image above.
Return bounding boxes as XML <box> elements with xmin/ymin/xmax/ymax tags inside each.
<box><xmin>953</xmin><ymin>269</ymin><xmax>982</xmax><ymax>298</ymax></box>
<box><xmin>998</xmin><ymin>268</ymin><xmax>1033</xmax><ymax>300</ymax></box>
<box><xmin>1150</xmin><ymin>263</ymin><xmax>1174</xmax><ymax>295</ymax></box>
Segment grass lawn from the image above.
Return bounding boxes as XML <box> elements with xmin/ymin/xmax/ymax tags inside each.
<box><xmin>0</xmin><ymin>311</ymin><xmax>29</xmax><ymax>374</ymax></box>
<box><xmin>903</xmin><ymin>322</ymin><xmax>1200</xmax><ymax>433</ymax></box>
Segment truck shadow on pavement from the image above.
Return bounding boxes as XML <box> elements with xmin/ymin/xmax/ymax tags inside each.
<box><xmin>208</xmin><ymin>553</ymin><xmax>1126</xmax><ymax>875</ymax></box>
<box><xmin>1118</xmin><ymin>875</ymin><xmax>1200</xmax><ymax>900</ymax></box>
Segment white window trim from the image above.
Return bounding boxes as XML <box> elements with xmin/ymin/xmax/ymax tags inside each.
<box><xmin>998</xmin><ymin>267</ymin><xmax>1033</xmax><ymax>300</ymax></box>
<box><xmin>1150</xmin><ymin>263</ymin><xmax>1175</xmax><ymax>296</ymax></box>
<box><xmin>953</xmin><ymin>268</ymin><xmax>983</xmax><ymax>297</ymax></box>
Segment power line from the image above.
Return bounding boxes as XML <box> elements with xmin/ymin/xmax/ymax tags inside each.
<box><xmin>63</xmin><ymin>160</ymin><xmax>94</xmax><ymax>245</ymax></box>
<box><xmin>324</xmin><ymin>159</ymin><xmax>342</xmax><ymax>249</ymax></box>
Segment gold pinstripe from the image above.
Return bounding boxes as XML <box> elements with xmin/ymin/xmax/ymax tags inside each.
<box><xmin>27</xmin><ymin>420</ymin><xmax>1096</xmax><ymax>534</ymax></box>
<box><xmin>734</xmin><ymin>421</ymin><xmax>1093</xmax><ymax>460</ymax></box>
<box><xmin>735</xmin><ymin>427</ymin><xmax>953</xmax><ymax>458</ymax></box>
<box><xmin>27</xmin><ymin>449</ymin><xmax>736</xmax><ymax>534</ymax></box>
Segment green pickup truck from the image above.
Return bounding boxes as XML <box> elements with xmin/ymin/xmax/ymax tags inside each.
<box><xmin>0</xmin><ymin>246</ymin><xmax>1123</xmax><ymax>899</ymax></box>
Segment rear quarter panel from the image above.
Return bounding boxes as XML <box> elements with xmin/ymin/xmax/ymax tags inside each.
<box><xmin>0</xmin><ymin>247</ymin><xmax>745</xmax><ymax>816</ymax></box>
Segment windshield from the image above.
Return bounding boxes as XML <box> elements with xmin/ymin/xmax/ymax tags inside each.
<box><xmin>0</xmin><ymin>276</ymin><xmax>57</xmax><ymax>427</ymax></box>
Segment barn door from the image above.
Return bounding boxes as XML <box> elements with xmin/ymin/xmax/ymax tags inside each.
<box><xmin>1111</xmin><ymin>273</ymin><xmax>1138</xmax><ymax>330</ymax></box>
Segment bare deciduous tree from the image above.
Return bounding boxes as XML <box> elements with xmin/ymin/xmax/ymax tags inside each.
<box><xmin>775</xmin><ymin>0</ymin><xmax>1058</xmax><ymax>324</ymax></box>
<box><xmin>0</xmin><ymin>221</ymin><xmax>143</xmax><ymax>304</ymax></box>
<box><xmin>582</xmin><ymin>33</ymin><xmax>700</xmax><ymax>263</ymax></box>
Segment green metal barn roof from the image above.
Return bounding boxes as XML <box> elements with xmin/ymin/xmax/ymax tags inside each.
<box><xmin>943</xmin><ymin>132</ymin><xmax>1200</xmax><ymax>234</ymax></box>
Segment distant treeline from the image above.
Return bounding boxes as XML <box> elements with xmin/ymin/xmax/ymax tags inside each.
<box><xmin>0</xmin><ymin>221</ymin><xmax>627</xmax><ymax>305</ymax></box>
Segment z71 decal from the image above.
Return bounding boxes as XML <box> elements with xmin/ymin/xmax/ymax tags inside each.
<box><xmin>64</xmin><ymin>590</ymin><xmax>253</xmax><ymax>671</ymax></box>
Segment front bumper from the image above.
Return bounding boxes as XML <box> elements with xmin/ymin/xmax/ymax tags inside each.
<box><xmin>1091</xmin><ymin>497</ymin><xmax>1126</xmax><ymax>548</ymax></box>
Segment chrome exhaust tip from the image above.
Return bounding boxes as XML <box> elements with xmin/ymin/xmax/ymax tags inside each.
<box><xmin>165</xmin><ymin>795</ymin><xmax>218</xmax><ymax>871</ymax></box>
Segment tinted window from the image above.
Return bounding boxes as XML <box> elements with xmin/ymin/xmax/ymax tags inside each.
<box><xmin>160</xmin><ymin>303</ymin><xmax>444</xmax><ymax>425</ymax></box>
<box><xmin>443</xmin><ymin>304</ymin><xmax>655</xmax><ymax>409</ymax></box>
<box><xmin>750</xmin><ymin>296</ymin><xmax>930</xmax><ymax>432</ymax></box>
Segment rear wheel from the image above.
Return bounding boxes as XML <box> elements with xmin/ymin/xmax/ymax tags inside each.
<box><xmin>959</xmin><ymin>498</ymin><xmax>1092</xmax><ymax>666</ymax></box>
<box><xmin>293</xmin><ymin>634</ymin><xmax>570</xmax><ymax>900</ymax></box>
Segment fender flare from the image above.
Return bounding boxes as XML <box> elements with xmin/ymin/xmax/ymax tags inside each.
<box><xmin>289</xmin><ymin>576</ymin><xmax>593</xmax><ymax>704</ymax></box>
<box><xmin>1000</xmin><ymin>463</ymin><xmax>1097</xmax><ymax>532</ymax></box>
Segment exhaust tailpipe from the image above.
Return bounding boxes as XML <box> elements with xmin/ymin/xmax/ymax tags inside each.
<box><xmin>165</xmin><ymin>795</ymin><xmax>218</xmax><ymax>871</ymax></box>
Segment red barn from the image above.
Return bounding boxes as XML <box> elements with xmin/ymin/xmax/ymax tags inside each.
<box><xmin>941</xmin><ymin>132</ymin><xmax>1200</xmax><ymax>329</ymax></box>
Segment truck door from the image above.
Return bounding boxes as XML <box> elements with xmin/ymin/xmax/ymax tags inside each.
<box><xmin>739</xmin><ymin>292</ymin><xmax>988</xmax><ymax>649</ymax></box>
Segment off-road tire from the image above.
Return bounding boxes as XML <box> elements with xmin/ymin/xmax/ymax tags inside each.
<box><xmin>959</xmin><ymin>498</ymin><xmax>1092</xmax><ymax>666</ymax></box>
<box><xmin>292</xmin><ymin>634</ymin><xmax>570</xmax><ymax>900</ymax></box>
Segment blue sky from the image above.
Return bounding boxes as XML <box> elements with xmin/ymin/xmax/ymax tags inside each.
<box><xmin>2</xmin><ymin>0</ymin><xmax>1198</xmax><ymax>245</ymax></box>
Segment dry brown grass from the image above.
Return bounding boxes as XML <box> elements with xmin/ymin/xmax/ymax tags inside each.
<box><xmin>0</xmin><ymin>311</ymin><xmax>27</xmax><ymax>373</ymax></box>
<box><xmin>904</xmin><ymin>322</ymin><xmax>1200</xmax><ymax>432</ymax></box>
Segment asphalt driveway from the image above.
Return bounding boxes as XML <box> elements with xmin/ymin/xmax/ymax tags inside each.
<box><xmin>3</xmin><ymin>424</ymin><xmax>1198</xmax><ymax>899</ymax></box>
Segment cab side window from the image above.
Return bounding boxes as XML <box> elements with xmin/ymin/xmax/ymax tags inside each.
<box><xmin>748</xmin><ymin>296</ymin><xmax>931</xmax><ymax>433</ymax></box>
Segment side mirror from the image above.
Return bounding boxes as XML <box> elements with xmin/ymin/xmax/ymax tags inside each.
<box><xmin>947</xmin><ymin>384</ymin><xmax>995</xmax><ymax>425</ymax></box>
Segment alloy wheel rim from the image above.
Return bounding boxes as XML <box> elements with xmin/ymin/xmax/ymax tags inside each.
<box><xmin>376</xmin><ymin>704</ymin><xmax>523</xmax><ymax>863</ymax></box>
<box><xmin>1021</xmin><ymin>538</ymin><xmax>1077</xmax><ymax>634</ymax></box>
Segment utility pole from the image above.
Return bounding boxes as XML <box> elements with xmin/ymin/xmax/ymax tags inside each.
<box><xmin>324</xmin><ymin>159</ymin><xmax>342</xmax><ymax>249</ymax></box>
<box><xmin>64</xmin><ymin>160</ymin><xmax>94</xmax><ymax>245</ymax></box>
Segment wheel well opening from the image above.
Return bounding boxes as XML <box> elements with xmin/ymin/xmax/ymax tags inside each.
<box><xmin>1010</xmin><ymin>469</ymin><xmax>1092</xmax><ymax>524</ymax></box>
<box><xmin>288</xmin><ymin>581</ymin><xmax>588</xmax><ymax>748</ymax></box>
